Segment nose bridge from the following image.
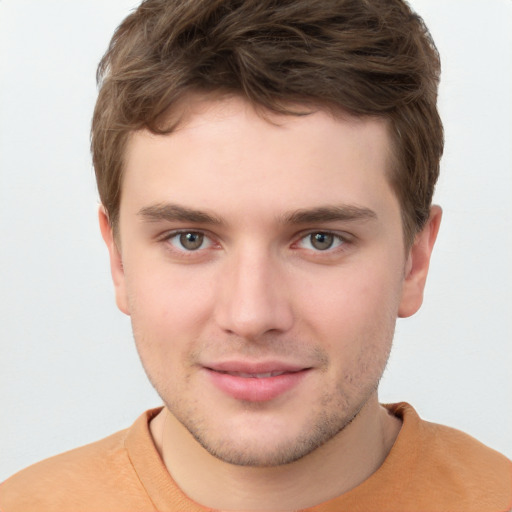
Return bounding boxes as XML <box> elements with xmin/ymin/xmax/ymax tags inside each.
<box><xmin>214</xmin><ymin>243</ymin><xmax>293</xmax><ymax>339</ymax></box>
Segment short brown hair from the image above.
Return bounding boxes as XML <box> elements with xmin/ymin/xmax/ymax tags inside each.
<box><xmin>92</xmin><ymin>0</ymin><xmax>443</xmax><ymax>245</ymax></box>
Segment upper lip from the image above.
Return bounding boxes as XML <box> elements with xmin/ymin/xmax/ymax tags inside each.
<box><xmin>203</xmin><ymin>360</ymin><xmax>310</xmax><ymax>374</ymax></box>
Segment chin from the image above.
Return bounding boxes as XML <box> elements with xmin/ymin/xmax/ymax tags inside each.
<box><xmin>172</xmin><ymin>397</ymin><xmax>364</xmax><ymax>468</ymax></box>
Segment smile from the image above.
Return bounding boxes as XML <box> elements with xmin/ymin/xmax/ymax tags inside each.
<box><xmin>205</xmin><ymin>365</ymin><xmax>311</xmax><ymax>402</ymax></box>
<box><xmin>217</xmin><ymin>370</ymin><xmax>292</xmax><ymax>378</ymax></box>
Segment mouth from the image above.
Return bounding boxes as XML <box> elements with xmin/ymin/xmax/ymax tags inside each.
<box><xmin>204</xmin><ymin>363</ymin><xmax>311</xmax><ymax>402</ymax></box>
<box><xmin>213</xmin><ymin>370</ymin><xmax>299</xmax><ymax>378</ymax></box>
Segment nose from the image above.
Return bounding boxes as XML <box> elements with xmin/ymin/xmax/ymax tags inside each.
<box><xmin>213</xmin><ymin>247</ymin><xmax>294</xmax><ymax>340</ymax></box>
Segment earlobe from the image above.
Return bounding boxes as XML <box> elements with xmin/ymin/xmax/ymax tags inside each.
<box><xmin>398</xmin><ymin>205</ymin><xmax>442</xmax><ymax>318</ymax></box>
<box><xmin>98</xmin><ymin>206</ymin><xmax>130</xmax><ymax>315</ymax></box>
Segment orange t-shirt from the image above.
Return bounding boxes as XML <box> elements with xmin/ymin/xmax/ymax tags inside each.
<box><xmin>1</xmin><ymin>403</ymin><xmax>510</xmax><ymax>512</ymax></box>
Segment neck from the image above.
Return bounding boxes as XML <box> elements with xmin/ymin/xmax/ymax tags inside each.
<box><xmin>150</xmin><ymin>394</ymin><xmax>401</xmax><ymax>511</ymax></box>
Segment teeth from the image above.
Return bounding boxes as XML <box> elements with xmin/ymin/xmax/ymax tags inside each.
<box><xmin>224</xmin><ymin>371</ymin><xmax>286</xmax><ymax>378</ymax></box>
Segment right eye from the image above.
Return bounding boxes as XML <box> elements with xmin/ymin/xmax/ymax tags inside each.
<box><xmin>167</xmin><ymin>231</ymin><xmax>213</xmax><ymax>252</ymax></box>
<box><xmin>296</xmin><ymin>231</ymin><xmax>345</xmax><ymax>252</ymax></box>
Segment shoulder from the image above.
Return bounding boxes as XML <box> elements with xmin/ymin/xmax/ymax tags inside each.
<box><xmin>387</xmin><ymin>403</ymin><xmax>512</xmax><ymax>510</ymax></box>
<box><xmin>393</xmin><ymin>402</ymin><xmax>511</xmax><ymax>471</ymax></box>
<box><xmin>0</xmin><ymin>411</ymin><xmax>160</xmax><ymax>512</ymax></box>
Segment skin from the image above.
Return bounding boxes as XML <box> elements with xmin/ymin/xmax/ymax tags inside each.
<box><xmin>100</xmin><ymin>96</ymin><xmax>441</xmax><ymax>510</ymax></box>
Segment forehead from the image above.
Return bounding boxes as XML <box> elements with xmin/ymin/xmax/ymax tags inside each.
<box><xmin>121</xmin><ymin>96</ymin><xmax>398</xmax><ymax>224</ymax></box>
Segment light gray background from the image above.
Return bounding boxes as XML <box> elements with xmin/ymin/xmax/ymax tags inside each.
<box><xmin>1</xmin><ymin>0</ymin><xmax>511</xmax><ymax>481</ymax></box>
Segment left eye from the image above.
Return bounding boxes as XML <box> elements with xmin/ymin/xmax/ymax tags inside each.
<box><xmin>298</xmin><ymin>232</ymin><xmax>344</xmax><ymax>251</ymax></box>
<box><xmin>168</xmin><ymin>232</ymin><xmax>212</xmax><ymax>251</ymax></box>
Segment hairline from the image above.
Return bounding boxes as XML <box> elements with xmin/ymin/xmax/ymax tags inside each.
<box><xmin>108</xmin><ymin>92</ymin><xmax>414</xmax><ymax>251</ymax></box>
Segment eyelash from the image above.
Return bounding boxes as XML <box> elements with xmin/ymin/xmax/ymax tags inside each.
<box><xmin>159</xmin><ymin>230</ymin><xmax>351</xmax><ymax>256</ymax></box>
<box><xmin>160</xmin><ymin>230</ymin><xmax>217</xmax><ymax>255</ymax></box>
<box><xmin>295</xmin><ymin>231</ymin><xmax>347</xmax><ymax>252</ymax></box>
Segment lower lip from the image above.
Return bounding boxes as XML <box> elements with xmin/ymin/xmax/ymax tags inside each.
<box><xmin>206</xmin><ymin>369</ymin><xmax>309</xmax><ymax>402</ymax></box>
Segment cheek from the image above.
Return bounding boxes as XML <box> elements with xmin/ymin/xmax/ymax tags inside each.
<box><xmin>125</xmin><ymin>266</ymin><xmax>209</xmax><ymax>389</ymax></box>
<box><xmin>294</xmin><ymin>259</ymin><xmax>403</xmax><ymax>349</ymax></box>
<box><xmin>124</xmin><ymin>259</ymin><xmax>217</xmax><ymax>345</ymax></box>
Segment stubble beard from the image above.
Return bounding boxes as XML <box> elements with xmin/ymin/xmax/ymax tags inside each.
<box><xmin>178</xmin><ymin>385</ymin><xmax>378</xmax><ymax>467</ymax></box>
<box><xmin>133</xmin><ymin>318</ymin><xmax>395</xmax><ymax>468</ymax></box>
<box><xmin>153</xmin><ymin>349</ymin><xmax>390</xmax><ymax>468</ymax></box>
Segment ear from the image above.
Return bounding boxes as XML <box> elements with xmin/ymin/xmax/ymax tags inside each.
<box><xmin>398</xmin><ymin>205</ymin><xmax>442</xmax><ymax>318</ymax></box>
<box><xmin>98</xmin><ymin>206</ymin><xmax>130</xmax><ymax>315</ymax></box>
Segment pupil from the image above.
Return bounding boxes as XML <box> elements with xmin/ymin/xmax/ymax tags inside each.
<box><xmin>312</xmin><ymin>232</ymin><xmax>333</xmax><ymax>250</ymax></box>
<box><xmin>180</xmin><ymin>232</ymin><xmax>203</xmax><ymax>250</ymax></box>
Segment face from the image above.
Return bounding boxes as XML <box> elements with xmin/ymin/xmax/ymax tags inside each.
<box><xmin>102</xmin><ymin>97</ymin><xmax>436</xmax><ymax>467</ymax></box>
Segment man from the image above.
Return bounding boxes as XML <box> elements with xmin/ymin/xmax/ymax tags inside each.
<box><xmin>1</xmin><ymin>0</ymin><xmax>510</xmax><ymax>510</ymax></box>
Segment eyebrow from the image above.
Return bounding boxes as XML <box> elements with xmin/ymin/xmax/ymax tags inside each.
<box><xmin>137</xmin><ymin>202</ymin><xmax>377</xmax><ymax>226</ymax></box>
<box><xmin>282</xmin><ymin>205</ymin><xmax>377</xmax><ymax>224</ymax></box>
<box><xmin>137</xmin><ymin>203</ymin><xmax>223</xmax><ymax>225</ymax></box>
